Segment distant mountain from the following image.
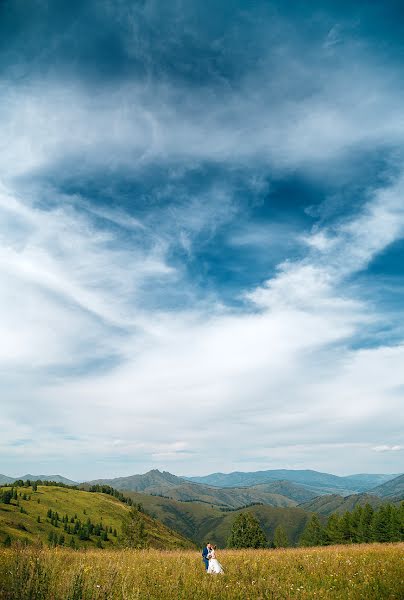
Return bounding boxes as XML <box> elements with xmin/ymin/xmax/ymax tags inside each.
<box><xmin>0</xmin><ymin>474</ymin><xmax>14</xmax><ymax>485</ymax></box>
<box><xmin>342</xmin><ymin>473</ymin><xmax>400</xmax><ymax>492</ymax></box>
<box><xmin>87</xmin><ymin>469</ymin><xmax>183</xmax><ymax>492</ymax></box>
<box><xmin>0</xmin><ymin>474</ymin><xmax>77</xmax><ymax>485</ymax></box>
<box><xmin>85</xmin><ymin>469</ymin><xmax>297</xmax><ymax>509</ymax></box>
<box><xmin>186</xmin><ymin>469</ymin><xmax>399</xmax><ymax>495</ymax></box>
<box><xmin>299</xmin><ymin>493</ymin><xmax>386</xmax><ymax>516</ymax></box>
<box><xmin>250</xmin><ymin>480</ymin><xmax>320</xmax><ymax>503</ymax></box>
<box><xmin>9</xmin><ymin>474</ymin><xmax>78</xmax><ymax>485</ymax></box>
<box><xmin>370</xmin><ymin>474</ymin><xmax>404</xmax><ymax>499</ymax></box>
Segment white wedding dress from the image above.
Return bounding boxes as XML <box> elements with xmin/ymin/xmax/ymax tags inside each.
<box><xmin>207</xmin><ymin>550</ymin><xmax>224</xmax><ymax>574</ymax></box>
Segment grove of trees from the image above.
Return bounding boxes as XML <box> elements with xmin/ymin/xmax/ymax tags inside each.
<box><xmin>299</xmin><ymin>502</ymin><xmax>404</xmax><ymax>547</ymax></box>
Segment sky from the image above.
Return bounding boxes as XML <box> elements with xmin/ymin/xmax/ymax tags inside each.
<box><xmin>1</xmin><ymin>0</ymin><xmax>404</xmax><ymax>480</ymax></box>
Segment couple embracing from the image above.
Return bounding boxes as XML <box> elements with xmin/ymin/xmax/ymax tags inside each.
<box><xmin>202</xmin><ymin>542</ymin><xmax>224</xmax><ymax>574</ymax></box>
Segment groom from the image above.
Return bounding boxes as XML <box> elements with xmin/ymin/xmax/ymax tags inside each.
<box><xmin>202</xmin><ymin>542</ymin><xmax>212</xmax><ymax>571</ymax></box>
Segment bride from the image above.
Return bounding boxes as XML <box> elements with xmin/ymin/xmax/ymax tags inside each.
<box><xmin>207</xmin><ymin>545</ymin><xmax>224</xmax><ymax>574</ymax></box>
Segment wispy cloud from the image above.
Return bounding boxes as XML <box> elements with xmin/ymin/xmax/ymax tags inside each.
<box><xmin>1</xmin><ymin>0</ymin><xmax>404</xmax><ymax>478</ymax></box>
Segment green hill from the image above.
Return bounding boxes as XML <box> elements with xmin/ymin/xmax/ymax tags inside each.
<box><xmin>122</xmin><ymin>490</ymin><xmax>313</xmax><ymax>547</ymax></box>
<box><xmin>0</xmin><ymin>484</ymin><xmax>194</xmax><ymax>549</ymax></box>
<box><xmin>370</xmin><ymin>474</ymin><xmax>404</xmax><ymax>499</ymax></box>
<box><xmin>249</xmin><ymin>480</ymin><xmax>319</xmax><ymax>503</ymax></box>
<box><xmin>298</xmin><ymin>493</ymin><xmax>387</xmax><ymax>515</ymax></box>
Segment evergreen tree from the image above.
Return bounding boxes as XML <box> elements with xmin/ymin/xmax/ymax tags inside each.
<box><xmin>299</xmin><ymin>515</ymin><xmax>326</xmax><ymax>547</ymax></box>
<box><xmin>359</xmin><ymin>504</ymin><xmax>374</xmax><ymax>543</ymax></box>
<box><xmin>227</xmin><ymin>512</ymin><xmax>267</xmax><ymax>548</ymax></box>
<box><xmin>0</xmin><ymin>490</ymin><xmax>13</xmax><ymax>505</ymax></box>
<box><xmin>325</xmin><ymin>513</ymin><xmax>343</xmax><ymax>545</ymax></box>
<box><xmin>273</xmin><ymin>524</ymin><xmax>289</xmax><ymax>548</ymax></box>
<box><xmin>340</xmin><ymin>512</ymin><xmax>354</xmax><ymax>543</ymax></box>
<box><xmin>373</xmin><ymin>505</ymin><xmax>391</xmax><ymax>542</ymax></box>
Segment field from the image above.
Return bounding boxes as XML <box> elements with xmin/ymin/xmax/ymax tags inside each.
<box><xmin>0</xmin><ymin>543</ymin><xmax>402</xmax><ymax>599</ymax></box>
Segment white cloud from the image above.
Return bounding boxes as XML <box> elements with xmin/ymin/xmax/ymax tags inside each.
<box><xmin>1</xmin><ymin>16</ymin><xmax>404</xmax><ymax>478</ymax></box>
<box><xmin>373</xmin><ymin>445</ymin><xmax>403</xmax><ymax>453</ymax></box>
<box><xmin>1</xmin><ymin>175</ymin><xmax>400</xmax><ymax>478</ymax></box>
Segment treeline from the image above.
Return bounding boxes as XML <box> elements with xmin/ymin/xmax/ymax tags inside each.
<box><xmin>1</xmin><ymin>480</ymin><xmax>77</xmax><ymax>491</ymax></box>
<box><xmin>227</xmin><ymin>503</ymin><xmax>404</xmax><ymax>550</ymax></box>
<box><xmin>88</xmin><ymin>484</ymin><xmax>143</xmax><ymax>511</ymax></box>
<box><xmin>299</xmin><ymin>502</ymin><xmax>404</xmax><ymax>547</ymax></box>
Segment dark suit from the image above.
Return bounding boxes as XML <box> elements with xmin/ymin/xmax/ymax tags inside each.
<box><xmin>202</xmin><ymin>546</ymin><xmax>210</xmax><ymax>570</ymax></box>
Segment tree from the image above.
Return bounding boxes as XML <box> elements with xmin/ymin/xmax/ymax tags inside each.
<box><xmin>299</xmin><ymin>515</ymin><xmax>326</xmax><ymax>547</ymax></box>
<box><xmin>3</xmin><ymin>535</ymin><xmax>12</xmax><ymax>547</ymax></box>
<box><xmin>359</xmin><ymin>504</ymin><xmax>374</xmax><ymax>543</ymax></box>
<box><xmin>0</xmin><ymin>490</ymin><xmax>13</xmax><ymax>505</ymax></box>
<box><xmin>325</xmin><ymin>513</ymin><xmax>343</xmax><ymax>545</ymax></box>
<box><xmin>227</xmin><ymin>512</ymin><xmax>267</xmax><ymax>548</ymax></box>
<box><xmin>372</xmin><ymin>505</ymin><xmax>392</xmax><ymax>543</ymax></box>
<box><xmin>273</xmin><ymin>525</ymin><xmax>289</xmax><ymax>548</ymax></box>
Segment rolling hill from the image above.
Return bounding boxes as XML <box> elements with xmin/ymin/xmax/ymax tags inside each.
<box><xmin>0</xmin><ymin>484</ymin><xmax>194</xmax><ymax>549</ymax></box>
<box><xmin>85</xmin><ymin>469</ymin><xmax>299</xmax><ymax>509</ymax></box>
<box><xmin>370</xmin><ymin>473</ymin><xmax>404</xmax><ymax>499</ymax></box>
<box><xmin>298</xmin><ymin>493</ymin><xmax>387</xmax><ymax>516</ymax></box>
<box><xmin>121</xmin><ymin>489</ymin><xmax>314</xmax><ymax>547</ymax></box>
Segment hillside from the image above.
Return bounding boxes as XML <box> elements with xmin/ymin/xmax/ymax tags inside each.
<box><xmin>298</xmin><ymin>493</ymin><xmax>386</xmax><ymax>515</ymax></box>
<box><xmin>0</xmin><ymin>484</ymin><xmax>194</xmax><ymax>549</ymax></box>
<box><xmin>85</xmin><ymin>469</ymin><xmax>297</xmax><ymax>509</ymax></box>
<box><xmin>370</xmin><ymin>474</ymin><xmax>404</xmax><ymax>499</ymax></box>
<box><xmin>250</xmin><ymin>480</ymin><xmax>319</xmax><ymax>503</ymax></box>
<box><xmin>122</xmin><ymin>490</ymin><xmax>313</xmax><ymax>547</ymax></box>
<box><xmin>186</xmin><ymin>469</ymin><xmax>398</xmax><ymax>495</ymax></box>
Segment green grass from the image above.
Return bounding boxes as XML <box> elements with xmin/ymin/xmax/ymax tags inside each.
<box><xmin>0</xmin><ymin>543</ymin><xmax>402</xmax><ymax>599</ymax></box>
<box><xmin>0</xmin><ymin>486</ymin><xmax>194</xmax><ymax>550</ymax></box>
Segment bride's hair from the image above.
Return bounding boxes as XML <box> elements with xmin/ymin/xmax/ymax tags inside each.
<box><xmin>213</xmin><ymin>545</ymin><xmax>217</xmax><ymax>549</ymax></box>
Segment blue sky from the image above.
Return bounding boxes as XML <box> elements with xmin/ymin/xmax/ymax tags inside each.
<box><xmin>1</xmin><ymin>0</ymin><xmax>403</xmax><ymax>479</ymax></box>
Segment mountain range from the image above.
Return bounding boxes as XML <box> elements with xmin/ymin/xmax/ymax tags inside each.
<box><xmin>186</xmin><ymin>469</ymin><xmax>399</xmax><ymax>494</ymax></box>
<box><xmin>2</xmin><ymin>469</ymin><xmax>403</xmax><ymax>512</ymax></box>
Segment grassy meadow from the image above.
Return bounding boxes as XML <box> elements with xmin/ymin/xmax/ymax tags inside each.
<box><xmin>0</xmin><ymin>543</ymin><xmax>402</xmax><ymax>599</ymax></box>
<box><xmin>0</xmin><ymin>486</ymin><xmax>193</xmax><ymax>550</ymax></box>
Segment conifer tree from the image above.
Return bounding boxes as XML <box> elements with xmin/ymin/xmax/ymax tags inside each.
<box><xmin>227</xmin><ymin>512</ymin><xmax>267</xmax><ymax>548</ymax></box>
<box><xmin>359</xmin><ymin>503</ymin><xmax>374</xmax><ymax>543</ymax></box>
<box><xmin>299</xmin><ymin>515</ymin><xmax>326</xmax><ymax>547</ymax></box>
<box><xmin>273</xmin><ymin>524</ymin><xmax>289</xmax><ymax>548</ymax></box>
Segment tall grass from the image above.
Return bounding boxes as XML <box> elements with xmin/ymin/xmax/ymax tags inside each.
<box><xmin>0</xmin><ymin>543</ymin><xmax>402</xmax><ymax>599</ymax></box>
